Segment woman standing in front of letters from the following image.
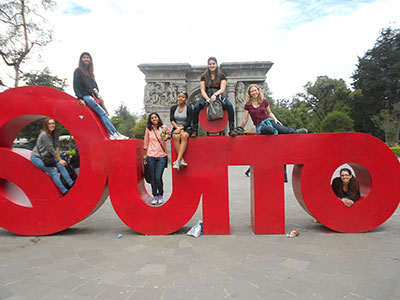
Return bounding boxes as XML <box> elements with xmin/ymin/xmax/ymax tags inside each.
<box><xmin>143</xmin><ymin>113</ymin><xmax>171</xmax><ymax>206</ymax></box>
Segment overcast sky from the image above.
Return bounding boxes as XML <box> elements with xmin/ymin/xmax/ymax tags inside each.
<box><xmin>1</xmin><ymin>0</ymin><xmax>399</xmax><ymax>115</ymax></box>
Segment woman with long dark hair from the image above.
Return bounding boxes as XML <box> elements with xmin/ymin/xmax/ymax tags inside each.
<box><xmin>30</xmin><ymin>118</ymin><xmax>74</xmax><ymax>195</ymax></box>
<box><xmin>170</xmin><ymin>91</ymin><xmax>192</xmax><ymax>170</ymax></box>
<box><xmin>331</xmin><ymin>168</ymin><xmax>360</xmax><ymax>207</ymax></box>
<box><xmin>143</xmin><ymin>112</ymin><xmax>171</xmax><ymax>205</ymax></box>
<box><xmin>73</xmin><ymin>52</ymin><xmax>127</xmax><ymax>140</ymax></box>
<box><xmin>191</xmin><ymin>57</ymin><xmax>237</xmax><ymax>137</ymax></box>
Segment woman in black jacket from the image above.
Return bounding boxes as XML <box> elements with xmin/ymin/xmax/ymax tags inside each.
<box><xmin>73</xmin><ymin>52</ymin><xmax>127</xmax><ymax>140</ymax></box>
<box><xmin>331</xmin><ymin>168</ymin><xmax>360</xmax><ymax>207</ymax></box>
<box><xmin>170</xmin><ymin>91</ymin><xmax>192</xmax><ymax>170</ymax></box>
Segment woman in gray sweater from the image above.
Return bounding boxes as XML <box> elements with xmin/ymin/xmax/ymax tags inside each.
<box><xmin>30</xmin><ymin>118</ymin><xmax>74</xmax><ymax>195</ymax></box>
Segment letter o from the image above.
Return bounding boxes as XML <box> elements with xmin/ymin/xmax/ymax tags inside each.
<box><xmin>293</xmin><ymin>133</ymin><xmax>400</xmax><ymax>232</ymax></box>
<box><xmin>0</xmin><ymin>86</ymin><xmax>108</xmax><ymax>235</ymax></box>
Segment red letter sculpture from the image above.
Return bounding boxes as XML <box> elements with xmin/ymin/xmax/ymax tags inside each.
<box><xmin>0</xmin><ymin>87</ymin><xmax>399</xmax><ymax>236</ymax></box>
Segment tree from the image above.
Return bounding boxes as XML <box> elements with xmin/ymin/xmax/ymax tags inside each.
<box><xmin>296</xmin><ymin>76</ymin><xmax>353</xmax><ymax>132</ymax></box>
<box><xmin>110</xmin><ymin>103</ymin><xmax>141</xmax><ymax>138</ymax></box>
<box><xmin>132</xmin><ymin>118</ymin><xmax>147</xmax><ymax>140</ymax></box>
<box><xmin>320</xmin><ymin>111</ymin><xmax>354</xmax><ymax>133</ymax></box>
<box><xmin>0</xmin><ymin>0</ymin><xmax>55</xmax><ymax>87</ymax></box>
<box><xmin>371</xmin><ymin>103</ymin><xmax>400</xmax><ymax>147</ymax></box>
<box><xmin>18</xmin><ymin>68</ymin><xmax>67</xmax><ymax>141</ymax></box>
<box><xmin>270</xmin><ymin>98</ymin><xmax>311</xmax><ymax>131</ymax></box>
<box><xmin>22</xmin><ymin>67</ymin><xmax>67</xmax><ymax>90</ymax></box>
<box><xmin>352</xmin><ymin>27</ymin><xmax>400</xmax><ymax>143</ymax></box>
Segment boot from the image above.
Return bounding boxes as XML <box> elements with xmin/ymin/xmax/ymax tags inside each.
<box><xmin>191</xmin><ymin>124</ymin><xmax>198</xmax><ymax>138</ymax></box>
<box><xmin>229</xmin><ymin>122</ymin><xmax>237</xmax><ymax>137</ymax></box>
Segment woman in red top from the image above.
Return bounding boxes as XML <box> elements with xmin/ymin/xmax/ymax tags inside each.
<box><xmin>240</xmin><ymin>84</ymin><xmax>307</xmax><ymax>178</ymax></box>
<box><xmin>143</xmin><ymin>113</ymin><xmax>171</xmax><ymax>205</ymax></box>
<box><xmin>240</xmin><ymin>84</ymin><xmax>307</xmax><ymax>135</ymax></box>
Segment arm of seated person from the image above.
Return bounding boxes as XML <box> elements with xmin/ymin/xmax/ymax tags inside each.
<box><xmin>341</xmin><ymin>198</ymin><xmax>355</xmax><ymax>207</ymax></box>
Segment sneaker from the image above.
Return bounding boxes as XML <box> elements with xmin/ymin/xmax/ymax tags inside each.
<box><xmin>151</xmin><ymin>196</ymin><xmax>158</xmax><ymax>205</ymax></box>
<box><xmin>180</xmin><ymin>159</ymin><xmax>187</xmax><ymax>167</ymax></box>
<box><xmin>173</xmin><ymin>160</ymin><xmax>181</xmax><ymax>170</ymax></box>
<box><xmin>109</xmin><ymin>132</ymin><xmax>119</xmax><ymax>140</ymax></box>
<box><xmin>295</xmin><ymin>128</ymin><xmax>308</xmax><ymax>134</ymax></box>
<box><xmin>236</xmin><ymin>127</ymin><xmax>247</xmax><ymax>135</ymax></box>
<box><xmin>116</xmin><ymin>132</ymin><xmax>129</xmax><ymax>140</ymax></box>
<box><xmin>229</xmin><ymin>129</ymin><xmax>237</xmax><ymax>137</ymax></box>
<box><xmin>158</xmin><ymin>195</ymin><xmax>163</xmax><ymax>204</ymax></box>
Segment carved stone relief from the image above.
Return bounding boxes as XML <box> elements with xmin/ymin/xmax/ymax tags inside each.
<box><xmin>144</xmin><ymin>82</ymin><xmax>178</xmax><ymax>106</ymax></box>
<box><xmin>235</xmin><ymin>82</ymin><xmax>246</xmax><ymax>104</ymax></box>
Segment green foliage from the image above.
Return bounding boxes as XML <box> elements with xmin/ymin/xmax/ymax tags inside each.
<box><xmin>271</xmin><ymin>99</ymin><xmax>311</xmax><ymax>131</ymax></box>
<box><xmin>390</xmin><ymin>146</ymin><xmax>400</xmax><ymax>157</ymax></box>
<box><xmin>66</xmin><ymin>150</ymin><xmax>76</xmax><ymax>157</ymax></box>
<box><xmin>352</xmin><ymin>27</ymin><xmax>400</xmax><ymax>142</ymax></box>
<box><xmin>23</xmin><ymin>68</ymin><xmax>67</xmax><ymax>91</ymax></box>
<box><xmin>111</xmin><ymin>103</ymin><xmax>142</xmax><ymax>138</ymax></box>
<box><xmin>371</xmin><ymin>103</ymin><xmax>400</xmax><ymax>147</ymax></box>
<box><xmin>320</xmin><ymin>111</ymin><xmax>354</xmax><ymax>133</ymax></box>
<box><xmin>295</xmin><ymin>76</ymin><xmax>353</xmax><ymax>132</ymax></box>
<box><xmin>132</xmin><ymin>118</ymin><xmax>147</xmax><ymax>139</ymax></box>
<box><xmin>17</xmin><ymin>69</ymin><xmax>69</xmax><ymax>141</ymax></box>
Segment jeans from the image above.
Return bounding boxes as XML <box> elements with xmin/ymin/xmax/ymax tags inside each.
<box><xmin>83</xmin><ymin>95</ymin><xmax>117</xmax><ymax>135</ymax></box>
<box><xmin>146</xmin><ymin>156</ymin><xmax>167</xmax><ymax>196</ymax></box>
<box><xmin>256</xmin><ymin>118</ymin><xmax>295</xmax><ymax>135</ymax></box>
<box><xmin>192</xmin><ymin>97</ymin><xmax>235</xmax><ymax>125</ymax></box>
<box><xmin>30</xmin><ymin>156</ymin><xmax>74</xmax><ymax>194</ymax></box>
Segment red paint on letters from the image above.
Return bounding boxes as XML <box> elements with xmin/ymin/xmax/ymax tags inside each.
<box><xmin>0</xmin><ymin>87</ymin><xmax>399</xmax><ymax>236</ymax></box>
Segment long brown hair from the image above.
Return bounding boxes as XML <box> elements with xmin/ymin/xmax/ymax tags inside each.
<box><xmin>337</xmin><ymin>168</ymin><xmax>359</xmax><ymax>199</ymax></box>
<box><xmin>78</xmin><ymin>52</ymin><xmax>95</xmax><ymax>79</ymax></box>
<box><xmin>201</xmin><ymin>57</ymin><xmax>222</xmax><ymax>87</ymax></box>
<box><xmin>40</xmin><ymin>117</ymin><xmax>57</xmax><ymax>138</ymax></box>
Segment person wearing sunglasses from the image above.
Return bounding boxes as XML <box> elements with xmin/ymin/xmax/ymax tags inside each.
<box><xmin>170</xmin><ymin>91</ymin><xmax>192</xmax><ymax>170</ymax></box>
<box><xmin>331</xmin><ymin>168</ymin><xmax>360</xmax><ymax>207</ymax></box>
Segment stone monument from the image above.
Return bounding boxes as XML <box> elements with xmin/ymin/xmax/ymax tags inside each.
<box><xmin>138</xmin><ymin>61</ymin><xmax>273</xmax><ymax>131</ymax></box>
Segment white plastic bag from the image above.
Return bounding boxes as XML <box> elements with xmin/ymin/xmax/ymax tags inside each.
<box><xmin>187</xmin><ymin>220</ymin><xmax>203</xmax><ymax>237</ymax></box>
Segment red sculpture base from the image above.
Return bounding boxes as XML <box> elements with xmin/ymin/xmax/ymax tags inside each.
<box><xmin>1</xmin><ymin>87</ymin><xmax>400</xmax><ymax>236</ymax></box>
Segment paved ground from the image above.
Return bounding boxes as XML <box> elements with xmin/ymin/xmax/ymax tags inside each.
<box><xmin>1</xmin><ymin>165</ymin><xmax>400</xmax><ymax>300</ymax></box>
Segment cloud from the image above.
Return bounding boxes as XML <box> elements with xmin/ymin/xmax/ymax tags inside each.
<box><xmin>280</xmin><ymin>0</ymin><xmax>377</xmax><ymax>30</ymax></box>
<box><xmin>1</xmin><ymin>0</ymin><xmax>399</xmax><ymax>116</ymax></box>
<box><xmin>62</xmin><ymin>1</ymin><xmax>91</xmax><ymax>15</ymax></box>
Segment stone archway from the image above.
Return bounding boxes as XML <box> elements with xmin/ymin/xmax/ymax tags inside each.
<box><xmin>138</xmin><ymin>61</ymin><xmax>273</xmax><ymax>130</ymax></box>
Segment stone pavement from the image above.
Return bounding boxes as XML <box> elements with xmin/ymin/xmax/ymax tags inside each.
<box><xmin>1</xmin><ymin>165</ymin><xmax>400</xmax><ymax>300</ymax></box>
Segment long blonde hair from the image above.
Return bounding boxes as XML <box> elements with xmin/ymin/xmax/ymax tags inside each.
<box><xmin>245</xmin><ymin>84</ymin><xmax>264</xmax><ymax>105</ymax></box>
